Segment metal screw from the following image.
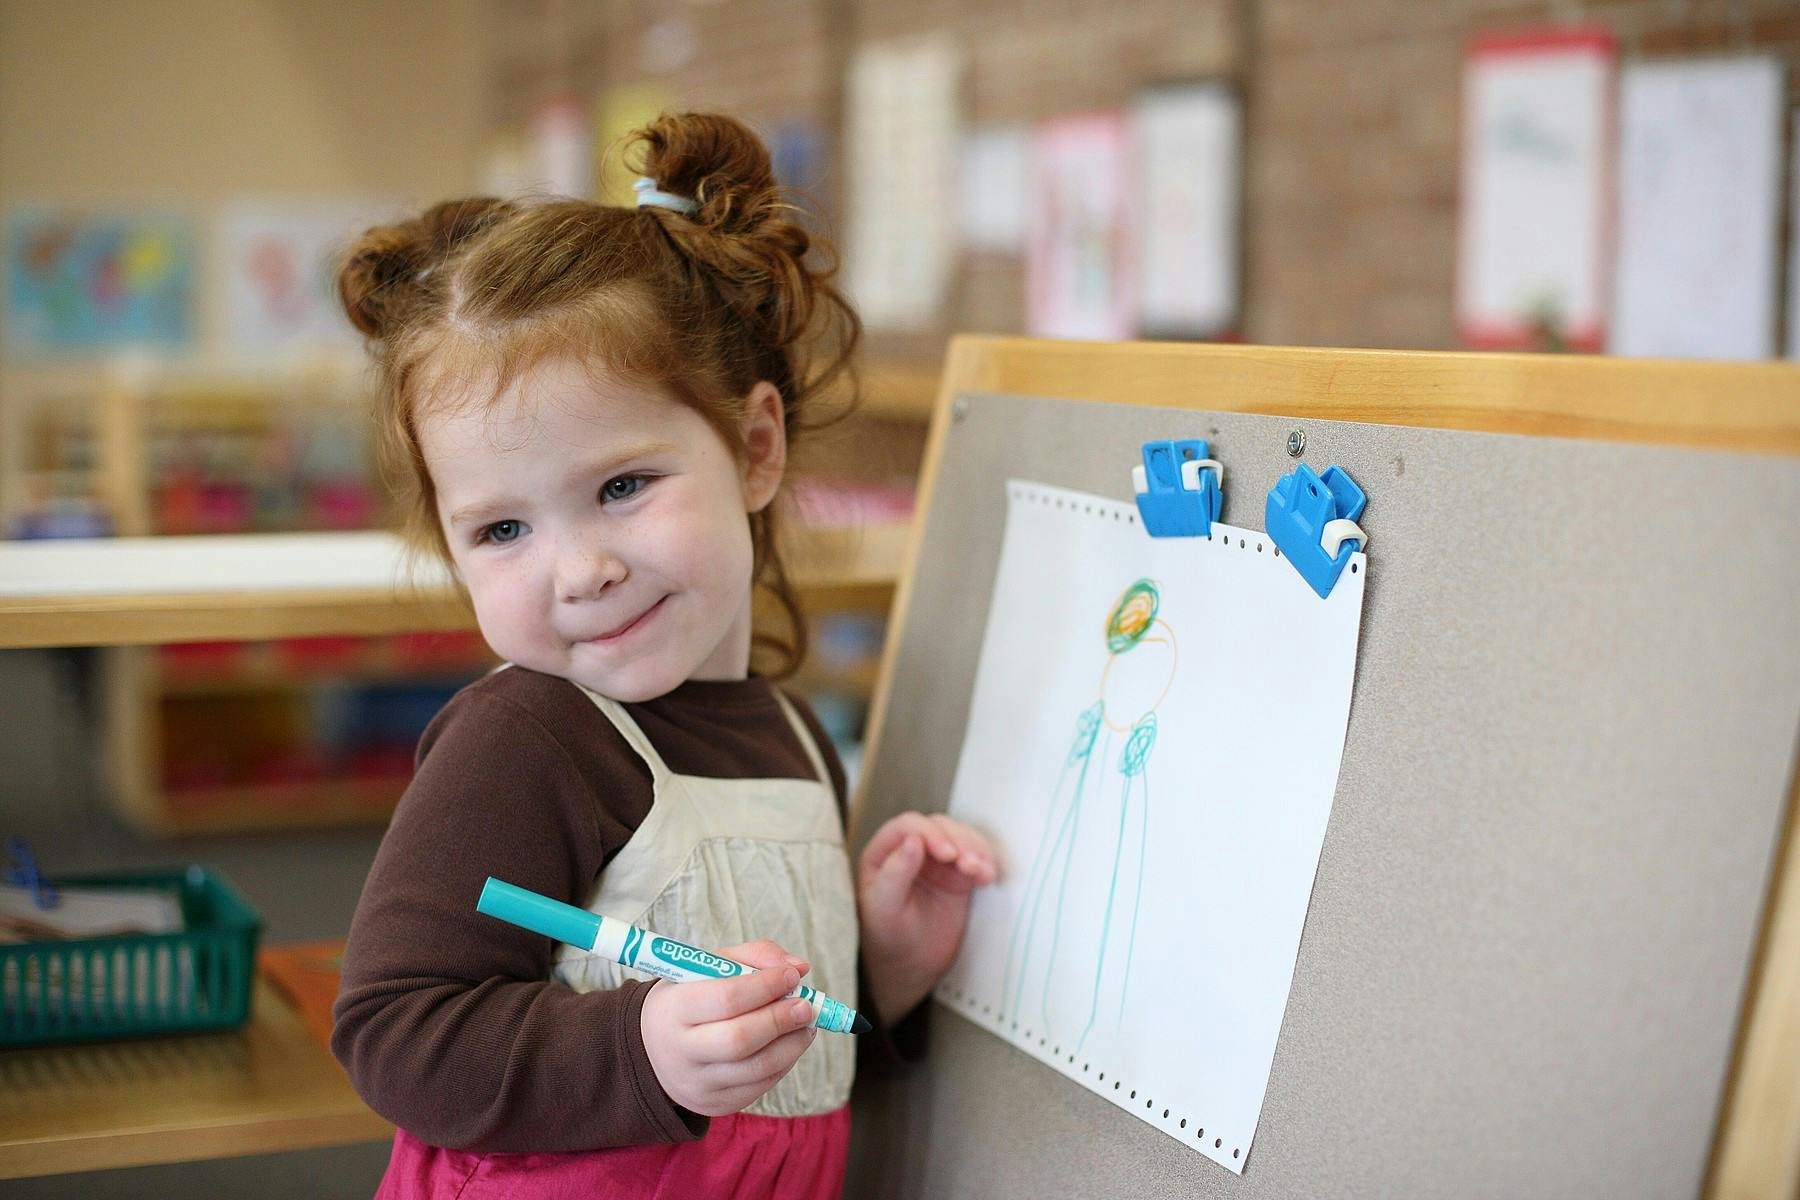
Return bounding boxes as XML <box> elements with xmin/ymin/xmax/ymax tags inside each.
<box><xmin>952</xmin><ymin>397</ymin><xmax>970</xmax><ymax>422</ymax></box>
<box><xmin>1286</xmin><ymin>429</ymin><xmax>1306</xmax><ymax>457</ymax></box>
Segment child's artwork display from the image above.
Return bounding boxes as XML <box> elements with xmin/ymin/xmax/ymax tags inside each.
<box><xmin>217</xmin><ymin>205</ymin><xmax>383</xmax><ymax>354</ymax></box>
<box><xmin>936</xmin><ymin>481</ymin><xmax>1365</xmax><ymax>1175</ymax></box>
<box><xmin>1455</xmin><ymin>27</ymin><xmax>1616</xmax><ymax>351</ymax></box>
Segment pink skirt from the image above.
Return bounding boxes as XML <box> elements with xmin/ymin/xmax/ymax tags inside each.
<box><xmin>375</xmin><ymin>1106</ymin><xmax>850</xmax><ymax>1200</ymax></box>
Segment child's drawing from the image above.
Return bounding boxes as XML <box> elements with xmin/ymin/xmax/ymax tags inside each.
<box><xmin>998</xmin><ymin>578</ymin><xmax>1176</xmax><ymax>1054</ymax></box>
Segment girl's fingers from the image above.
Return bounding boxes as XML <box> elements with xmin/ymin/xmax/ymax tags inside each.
<box><xmin>860</xmin><ymin>812</ymin><xmax>931</xmax><ymax>868</ymax></box>
<box><xmin>861</xmin><ymin>832</ymin><xmax>926</xmax><ymax>914</ymax></box>
<box><xmin>709</xmin><ymin>1024</ymin><xmax>817</xmax><ymax>1088</ymax></box>
<box><xmin>694</xmin><ymin>993</ymin><xmax>817</xmax><ymax>1065</ymax></box>
<box><xmin>674</xmin><ymin>962</ymin><xmax>801</xmax><ymax>1028</ymax></box>
<box><xmin>926</xmin><ymin>813</ymin><xmax>997</xmax><ymax>877</ymax></box>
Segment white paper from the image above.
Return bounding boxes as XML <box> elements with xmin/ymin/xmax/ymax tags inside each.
<box><xmin>1456</xmin><ymin>36</ymin><xmax>1614</xmax><ymax>348</ymax></box>
<box><xmin>844</xmin><ymin>36</ymin><xmax>960</xmax><ymax>331</ymax></box>
<box><xmin>1612</xmin><ymin>57</ymin><xmax>1782</xmax><ymax>360</ymax></box>
<box><xmin>1135</xmin><ymin>84</ymin><xmax>1241</xmax><ymax>337</ymax></box>
<box><xmin>0</xmin><ymin>883</ymin><xmax>183</xmax><ymax>939</ymax></box>
<box><xmin>937</xmin><ymin>481</ymin><xmax>1365</xmax><ymax>1174</ymax></box>
<box><xmin>960</xmin><ymin>124</ymin><xmax>1031</xmax><ymax>254</ymax></box>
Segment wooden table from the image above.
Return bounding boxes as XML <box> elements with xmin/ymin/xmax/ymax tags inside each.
<box><xmin>0</xmin><ymin>977</ymin><xmax>391</xmax><ymax>1179</ymax></box>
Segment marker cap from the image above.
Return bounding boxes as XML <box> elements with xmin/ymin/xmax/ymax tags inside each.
<box><xmin>478</xmin><ymin>877</ymin><xmax>601</xmax><ymax>951</ymax></box>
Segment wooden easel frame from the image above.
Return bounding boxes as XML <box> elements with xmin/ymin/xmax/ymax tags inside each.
<box><xmin>857</xmin><ymin>336</ymin><xmax>1800</xmax><ymax>1200</ymax></box>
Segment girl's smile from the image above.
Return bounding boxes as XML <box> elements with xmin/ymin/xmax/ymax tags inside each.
<box><xmin>580</xmin><ymin>594</ymin><xmax>669</xmax><ymax>645</ymax></box>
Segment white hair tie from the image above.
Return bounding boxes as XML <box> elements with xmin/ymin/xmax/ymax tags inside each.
<box><xmin>633</xmin><ymin>176</ymin><xmax>697</xmax><ymax>215</ymax></box>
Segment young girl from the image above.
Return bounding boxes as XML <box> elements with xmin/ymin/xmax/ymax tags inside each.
<box><xmin>331</xmin><ymin>112</ymin><xmax>995</xmax><ymax>1199</ymax></box>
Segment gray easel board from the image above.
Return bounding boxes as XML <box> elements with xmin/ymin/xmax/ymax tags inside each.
<box><xmin>845</xmin><ymin>392</ymin><xmax>1800</xmax><ymax>1200</ymax></box>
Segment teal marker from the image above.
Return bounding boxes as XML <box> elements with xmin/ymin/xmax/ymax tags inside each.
<box><xmin>477</xmin><ymin>876</ymin><xmax>870</xmax><ymax>1035</ymax></box>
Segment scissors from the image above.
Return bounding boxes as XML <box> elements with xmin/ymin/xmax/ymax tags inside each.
<box><xmin>4</xmin><ymin>836</ymin><xmax>60</xmax><ymax>910</ymax></box>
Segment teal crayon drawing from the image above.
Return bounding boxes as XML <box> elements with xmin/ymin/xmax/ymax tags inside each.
<box><xmin>999</xmin><ymin>579</ymin><xmax>1168</xmax><ymax>1055</ymax></box>
<box><xmin>476</xmin><ymin>877</ymin><xmax>869</xmax><ymax>1035</ymax></box>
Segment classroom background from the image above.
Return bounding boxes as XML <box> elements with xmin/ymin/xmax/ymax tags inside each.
<box><xmin>1</xmin><ymin>1</ymin><xmax>1797</xmax><ymax>1195</ymax></box>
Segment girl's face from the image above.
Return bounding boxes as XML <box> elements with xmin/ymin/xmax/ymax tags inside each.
<box><xmin>418</xmin><ymin>355</ymin><xmax>785</xmax><ymax>703</ymax></box>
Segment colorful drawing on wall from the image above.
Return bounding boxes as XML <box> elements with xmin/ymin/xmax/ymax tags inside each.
<box><xmin>5</xmin><ymin>211</ymin><xmax>195</xmax><ymax>354</ymax></box>
<box><xmin>1000</xmin><ymin>579</ymin><xmax>1175</xmax><ymax>1056</ymax></box>
<box><xmin>218</xmin><ymin>205</ymin><xmax>384</xmax><ymax>354</ymax></box>
<box><xmin>1028</xmin><ymin>111</ymin><xmax>1135</xmax><ymax>341</ymax></box>
<box><xmin>1455</xmin><ymin>27</ymin><xmax>1616</xmax><ymax>351</ymax></box>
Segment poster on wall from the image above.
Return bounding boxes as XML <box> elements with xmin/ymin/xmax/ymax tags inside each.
<box><xmin>5</xmin><ymin>211</ymin><xmax>196</xmax><ymax>355</ymax></box>
<box><xmin>1456</xmin><ymin>27</ymin><xmax>1616</xmax><ymax>351</ymax></box>
<box><xmin>1134</xmin><ymin>82</ymin><xmax>1241</xmax><ymax>339</ymax></box>
<box><xmin>217</xmin><ymin>205</ymin><xmax>388</xmax><ymax>355</ymax></box>
<box><xmin>843</xmin><ymin>35</ymin><xmax>960</xmax><ymax>332</ymax></box>
<box><xmin>1611</xmin><ymin>57</ymin><xmax>1782</xmax><ymax>360</ymax></box>
<box><xmin>1028</xmin><ymin>111</ymin><xmax>1135</xmax><ymax>341</ymax></box>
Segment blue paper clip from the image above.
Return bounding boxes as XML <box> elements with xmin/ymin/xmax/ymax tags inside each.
<box><xmin>4</xmin><ymin>835</ymin><xmax>59</xmax><ymax>910</ymax></box>
<box><xmin>1266</xmin><ymin>463</ymin><xmax>1368</xmax><ymax>599</ymax></box>
<box><xmin>1133</xmin><ymin>439</ymin><xmax>1222</xmax><ymax>538</ymax></box>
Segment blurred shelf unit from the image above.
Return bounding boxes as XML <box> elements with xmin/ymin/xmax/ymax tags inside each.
<box><xmin>103</xmin><ymin>630</ymin><xmax>496</xmax><ymax>837</ymax></box>
<box><xmin>0</xmin><ymin>355</ymin><xmax>935</xmax><ymax>834</ymax></box>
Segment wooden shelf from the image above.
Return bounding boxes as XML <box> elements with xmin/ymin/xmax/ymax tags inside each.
<box><xmin>0</xmin><ymin>523</ymin><xmax>910</xmax><ymax>650</ymax></box>
<box><xmin>158</xmin><ymin>663</ymin><xmax>489</xmax><ymax>697</ymax></box>
<box><xmin>0</xmin><ymin>975</ymin><xmax>391</xmax><ymax>1180</ymax></box>
<box><xmin>147</xmin><ymin>777</ymin><xmax>408</xmax><ymax>837</ymax></box>
<box><xmin>850</xmin><ymin>359</ymin><xmax>942</xmax><ymax>421</ymax></box>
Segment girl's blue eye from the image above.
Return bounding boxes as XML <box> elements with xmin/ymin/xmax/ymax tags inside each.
<box><xmin>602</xmin><ymin>474</ymin><xmax>648</xmax><ymax>502</ymax></box>
<box><xmin>483</xmin><ymin>520</ymin><xmax>524</xmax><ymax>544</ymax></box>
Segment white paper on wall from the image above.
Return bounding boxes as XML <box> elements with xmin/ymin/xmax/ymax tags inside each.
<box><xmin>1134</xmin><ymin>83</ymin><xmax>1241</xmax><ymax>337</ymax></box>
<box><xmin>937</xmin><ymin>481</ymin><xmax>1366</xmax><ymax>1175</ymax></box>
<box><xmin>1612</xmin><ymin>57</ymin><xmax>1783</xmax><ymax>360</ymax></box>
<box><xmin>1456</xmin><ymin>30</ymin><xmax>1615</xmax><ymax>349</ymax></box>
<box><xmin>960</xmin><ymin>124</ymin><xmax>1031</xmax><ymax>254</ymax></box>
<box><xmin>844</xmin><ymin>36</ymin><xmax>960</xmax><ymax>332</ymax></box>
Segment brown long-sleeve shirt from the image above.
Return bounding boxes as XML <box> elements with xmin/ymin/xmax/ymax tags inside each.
<box><xmin>332</xmin><ymin>666</ymin><xmax>913</xmax><ymax>1153</ymax></box>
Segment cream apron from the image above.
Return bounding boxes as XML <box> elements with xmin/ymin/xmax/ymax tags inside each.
<box><xmin>551</xmin><ymin>685</ymin><xmax>859</xmax><ymax>1118</ymax></box>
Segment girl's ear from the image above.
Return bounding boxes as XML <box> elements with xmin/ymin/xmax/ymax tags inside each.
<box><xmin>739</xmin><ymin>380</ymin><xmax>787</xmax><ymax>514</ymax></box>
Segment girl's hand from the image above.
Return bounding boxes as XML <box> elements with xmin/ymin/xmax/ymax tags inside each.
<box><xmin>858</xmin><ymin>812</ymin><xmax>997</xmax><ymax>1026</ymax></box>
<box><xmin>639</xmin><ymin>940</ymin><xmax>819</xmax><ymax>1117</ymax></box>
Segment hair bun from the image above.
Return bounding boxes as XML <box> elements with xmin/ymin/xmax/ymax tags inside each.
<box><xmin>629</xmin><ymin>112</ymin><xmax>784</xmax><ymax>237</ymax></box>
<box><xmin>337</xmin><ymin>198</ymin><xmax>515</xmax><ymax>340</ymax></box>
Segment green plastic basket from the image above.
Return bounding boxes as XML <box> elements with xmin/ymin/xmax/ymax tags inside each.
<box><xmin>1</xmin><ymin>865</ymin><xmax>262</xmax><ymax>1047</ymax></box>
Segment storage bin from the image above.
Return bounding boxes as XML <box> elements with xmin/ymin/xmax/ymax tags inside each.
<box><xmin>1</xmin><ymin>865</ymin><xmax>261</xmax><ymax>1046</ymax></box>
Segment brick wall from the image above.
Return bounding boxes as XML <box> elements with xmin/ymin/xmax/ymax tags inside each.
<box><xmin>482</xmin><ymin>0</ymin><xmax>1800</xmax><ymax>356</ymax></box>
